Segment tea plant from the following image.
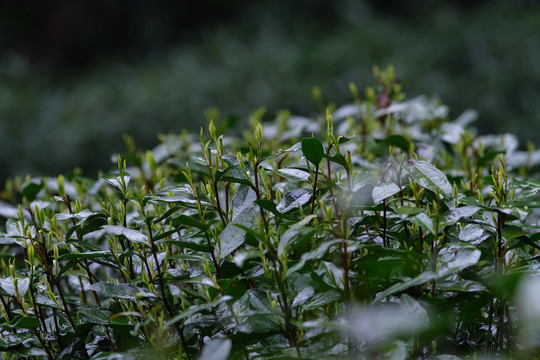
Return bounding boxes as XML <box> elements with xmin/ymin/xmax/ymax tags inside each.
<box><xmin>1</xmin><ymin>66</ymin><xmax>540</xmax><ymax>359</ymax></box>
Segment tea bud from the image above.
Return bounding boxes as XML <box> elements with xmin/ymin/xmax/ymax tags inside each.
<box><xmin>209</xmin><ymin>120</ymin><xmax>217</xmax><ymax>140</ymax></box>
<box><xmin>255</xmin><ymin>123</ymin><xmax>263</xmax><ymax>144</ymax></box>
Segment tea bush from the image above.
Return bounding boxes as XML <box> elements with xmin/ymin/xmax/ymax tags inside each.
<box><xmin>1</xmin><ymin>67</ymin><xmax>540</xmax><ymax>359</ymax></box>
<box><xmin>3</xmin><ymin>1</ymin><xmax>540</xmax><ymax>184</ymax></box>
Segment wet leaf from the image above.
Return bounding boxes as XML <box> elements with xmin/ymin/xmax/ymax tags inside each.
<box><xmin>372</xmin><ymin>182</ymin><xmax>401</xmax><ymax>204</ymax></box>
<box><xmin>392</xmin><ymin>205</ymin><xmax>424</xmax><ymax>217</ymax></box>
<box><xmin>58</xmin><ymin>250</ymin><xmax>109</xmax><ymax>261</ymax></box>
<box><xmin>374</xmin><ymin>271</ymin><xmax>437</xmax><ymax>302</ymax></box>
<box><xmin>405</xmin><ymin>160</ymin><xmax>452</xmax><ymax>198</ymax></box>
<box><xmin>170</xmin><ymin>215</ymin><xmax>211</xmax><ymax>230</ymax></box>
<box><xmin>276</xmin><ymin>188</ymin><xmax>311</xmax><ymax>213</ymax></box>
<box><xmin>438</xmin><ymin>244</ymin><xmax>481</xmax><ymax>277</ymax></box>
<box><xmin>233</xmin><ymin>249</ymin><xmax>264</xmax><ymax>268</ymax></box>
<box><xmin>102</xmin><ymin>225</ymin><xmax>149</xmax><ymax>245</ymax></box>
<box><xmin>277</xmin><ymin>215</ymin><xmax>317</xmax><ymax>256</ymax></box>
<box><xmin>287</xmin><ymin>239</ymin><xmax>341</xmax><ymax>275</ymax></box>
<box><xmin>219</xmin><ymin>206</ymin><xmax>256</xmax><ymax>262</ymax></box>
<box><xmin>102</xmin><ymin>173</ymin><xmax>130</xmax><ymax>191</ymax></box>
<box><xmin>439</xmin><ymin>206</ymin><xmax>480</xmax><ymax>228</ymax></box>
<box><xmin>77</xmin><ymin>305</ymin><xmax>125</xmax><ymax>326</ymax></box>
<box><xmin>199</xmin><ymin>338</ymin><xmax>232</xmax><ymax>360</ymax></box>
<box><xmin>149</xmin><ymin>195</ymin><xmax>208</xmax><ymax>208</ymax></box>
<box><xmin>301</xmin><ymin>290</ymin><xmax>341</xmax><ymax>312</ymax></box>
<box><xmin>411</xmin><ymin>212</ymin><xmax>435</xmax><ymax>235</ymax></box>
<box><xmin>166</xmin><ymin>296</ymin><xmax>232</xmax><ymax>327</ymax></box>
<box><xmin>261</xmin><ymin>142</ymin><xmax>302</xmax><ymax>161</ymax></box>
<box><xmin>0</xmin><ymin>278</ymin><xmax>30</xmax><ymax>297</ymax></box>
<box><xmin>276</xmin><ymin>168</ymin><xmax>311</xmax><ymax>182</ymax></box>
<box><xmin>0</xmin><ymin>332</ymin><xmax>34</xmax><ymax>348</ymax></box>
<box><xmin>5</xmin><ymin>316</ymin><xmax>40</xmax><ymax>330</ymax></box>
<box><xmin>459</xmin><ymin>224</ymin><xmax>489</xmax><ymax>245</ymax></box>
<box><xmin>0</xmin><ymin>201</ymin><xmax>18</xmax><ymax>219</ymax></box>
<box><xmin>88</xmin><ymin>282</ymin><xmax>156</xmax><ymax>300</ymax></box>
<box><xmin>232</xmin><ymin>185</ymin><xmax>257</xmax><ymax>219</ymax></box>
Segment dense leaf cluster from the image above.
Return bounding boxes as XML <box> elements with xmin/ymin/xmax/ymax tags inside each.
<box><xmin>1</xmin><ymin>67</ymin><xmax>540</xmax><ymax>359</ymax></box>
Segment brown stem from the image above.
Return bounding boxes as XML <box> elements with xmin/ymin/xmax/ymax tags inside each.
<box><xmin>268</xmin><ymin>252</ymin><xmax>300</xmax><ymax>357</ymax></box>
<box><xmin>310</xmin><ymin>165</ymin><xmax>319</xmax><ymax>216</ymax></box>
<box><xmin>146</xmin><ymin>220</ymin><xmax>189</xmax><ymax>350</ymax></box>
<box><xmin>205</xmin><ymin>148</ymin><xmax>227</xmax><ymax>224</ymax></box>
<box><xmin>253</xmin><ymin>161</ymin><xmax>269</xmax><ymax>233</ymax></box>
<box><xmin>382</xmin><ymin>199</ymin><xmax>388</xmax><ymax>247</ymax></box>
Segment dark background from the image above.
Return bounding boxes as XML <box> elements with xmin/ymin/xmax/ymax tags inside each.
<box><xmin>1</xmin><ymin>0</ymin><xmax>539</xmax><ymax>185</ymax></box>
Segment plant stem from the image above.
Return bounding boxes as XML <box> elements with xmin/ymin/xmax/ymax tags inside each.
<box><xmin>204</xmin><ymin>230</ymin><xmax>222</xmax><ymax>279</ymax></box>
<box><xmin>310</xmin><ymin>165</ymin><xmax>319</xmax><ymax>215</ymax></box>
<box><xmin>145</xmin><ymin>219</ymin><xmax>189</xmax><ymax>351</ymax></box>
<box><xmin>253</xmin><ymin>161</ymin><xmax>269</xmax><ymax>233</ymax></box>
<box><xmin>382</xmin><ymin>199</ymin><xmax>388</xmax><ymax>247</ymax></box>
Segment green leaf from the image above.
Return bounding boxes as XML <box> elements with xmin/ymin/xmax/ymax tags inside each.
<box><xmin>66</xmin><ymin>213</ymin><xmax>108</xmax><ymax>239</ymax></box>
<box><xmin>254</xmin><ymin>199</ymin><xmax>279</xmax><ymax>216</ymax></box>
<box><xmin>287</xmin><ymin>239</ymin><xmax>341</xmax><ymax>275</ymax></box>
<box><xmin>0</xmin><ymin>278</ymin><xmax>29</xmax><ymax>297</ymax></box>
<box><xmin>170</xmin><ymin>215</ymin><xmax>211</xmax><ymax>230</ymax></box>
<box><xmin>22</xmin><ymin>179</ymin><xmax>43</xmax><ymax>201</ymax></box>
<box><xmin>219</xmin><ymin>177</ymin><xmax>254</xmax><ymax>189</ymax></box>
<box><xmin>276</xmin><ymin>168</ymin><xmax>311</xmax><ymax>182</ymax></box>
<box><xmin>0</xmin><ymin>201</ymin><xmax>18</xmax><ymax>219</ymax></box>
<box><xmin>6</xmin><ymin>315</ymin><xmax>40</xmax><ymax>330</ymax></box>
<box><xmin>323</xmin><ymin>153</ymin><xmax>348</xmax><ymax>167</ymax></box>
<box><xmin>232</xmin><ymin>185</ymin><xmax>257</xmax><ymax>218</ymax></box>
<box><xmin>58</xmin><ymin>250</ymin><xmax>109</xmax><ymax>262</ymax></box>
<box><xmin>102</xmin><ymin>225</ymin><xmax>149</xmax><ymax>245</ymax></box>
<box><xmin>77</xmin><ymin>305</ymin><xmax>125</xmax><ymax>326</ymax></box>
<box><xmin>301</xmin><ymin>138</ymin><xmax>325</xmax><ymax>166</ymax></box>
<box><xmin>166</xmin><ymin>296</ymin><xmax>232</xmax><ymax>327</ymax></box>
<box><xmin>439</xmin><ymin>206</ymin><xmax>480</xmax><ymax>228</ymax></box>
<box><xmin>219</xmin><ymin>206</ymin><xmax>256</xmax><ymax>263</ymax></box>
<box><xmin>374</xmin><ymin>271</ymin><xmax>437</xmax><ymax>302</ymax></box>
<box><xmin>438</xmin><ymin>244</ymin><xmax>481</xmax><ymax>277</ymax></box>
<box><xmin>88</xmin><ymin>282</ymin><xmax>156</xmax><ymax>300</ymax></box>
<box><xmin>375</xmin><ymin>134</ymin><xmax>411</xmax><ymax>151</ymax></box>
<box><xmin>7</xmin><ymin>347</ymin><xmax>47</xmax><ymax>357</ymax></box>
<box><xmin>277</xmin><ymin>215</ymin><xmax>317</xmax><ymax>256</ymax></box>
<box><xmin>300</xmin><ymin>290</ymin><xmax>341</xmax><ymax>312</ymax></box>
<box><xmin>400</xmin><ymin>294</ymin><xmax>428</xmax><ymax>322</ymax></box>
<box><xmin>149</xmin><ymin>195</ymin><xmax>209</xmax><ymax>208</ymax></box>
<box><xmin>199</xmin><ymin>337</ymin><xmax>232</xmax><ymax>360</ymax></box>
<box><xmin>391</xmin><ymin>205</ymin><xmax>424</xmax><ymax>217</ymax></box>
<box><xmin>411</xmin><ymin>212</ymin><xmax>435</xmax><ymax>235</ymax></box>
<box><xmin>502</xmin><ymin>226</ymin><xmax>526</xmax><ymax>241</ymax></box>
<box><xmin>405</xmin><ymin>159</ymin><xmax>452</xmax><ymax>198</ymax></box>
<box><xmin>102</xmin><ymin>173</ymin><xmax>130</xmax><ymax>191</ymax></box>
<box><xmin>164</xmin><ymin>240</ymin><xmax>211</xmax><ymax>252</ymax></box>
<box><xmin>372</xmin><ymin>182</ymin><xmax>401</xmax><ymax>204</ymax></box>
<box><xmin>34</xmin><ymin>294</ymin><xmax>61</xmax><ymax>309</ymax></box>
<box><xmin>261</xmin><ymin>142</ymin><xmax>302</xmax><ymax>161</ymax></box>
<box><xmin>233</xmin><ymin>249</ymin><xmax>264</xmax><ymax>268</ymax></box>
<box><xmin>437</xmin><ymin>280</ymin><xmax>486</xmax><ymax>293</ymax></box>
<box><xmin>0</xmin><ymin>332</ymin><xmax>34</xmax><ymax>349</ymax></box>
<box><xmin>383</xmin><ymin>340</ymin><xmax>409</xmax><ymax>360</ymax></box>
<box><xmin>459</xmin><ymin>224</ymin><xmax>489</xmax><ymax>245</ymax></box>
<box><xmin>276</xmin><ymin>188</ymin><xmax>311</xmax><ymax>213</ymax></box>
<box><xmin>0</xmin><ymin>236</ymin><xmax>17</xmax><ymax>245</ymax></box>
<box><xmin>234</xmin><ymin>315</ymin><xmax>282</xmax><ymax>340</ymax></box>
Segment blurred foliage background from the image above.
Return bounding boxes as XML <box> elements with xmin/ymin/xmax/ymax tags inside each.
<box><xmin>1</xmin><ymin>0</ymin><xmax>540</xmax><ymax>185</ymax></box>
